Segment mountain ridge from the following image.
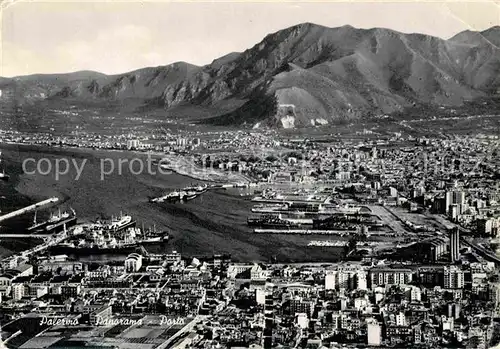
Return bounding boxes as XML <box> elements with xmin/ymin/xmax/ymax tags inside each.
<box><xmin>1</xmin><ymin>23</ymin><xmax>499</xmax><ymax>128</ymax></box>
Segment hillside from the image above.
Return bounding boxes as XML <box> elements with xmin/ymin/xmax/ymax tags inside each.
<box><xmin>0</xmin><ymin>23</ymin><xmax>499</xmax><ymax>129</ymax></box>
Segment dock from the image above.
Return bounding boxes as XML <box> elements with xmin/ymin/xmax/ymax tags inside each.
<box><xmin>253</xmin><ymin>229</ymin><xmax>357</xmax><ymax>235</ymax></box>
<box><xmin>0</xmin><ymin>234</ymin><xmax>48</xmax><ymax>238</ymax></box>
<box><xmin>0</xmin><ymin>197</ymin><xmax>59</xmax><ymax>224</ymax></box>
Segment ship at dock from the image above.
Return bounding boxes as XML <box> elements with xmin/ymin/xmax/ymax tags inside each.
<box><xmin>28</xmin><ymin>208</ymin><xmax>77</xmax><ymax>233</ymax></box>
<box><xmin>51</xmin><ymin>219</ymin><xmax>169</xmax><ymax>255</ymax></box>
<box><xmin>150</xmin><ymin>183</ymin><xmax>208</xmax><ymax>203</ymax></box>
<box><xmin>247</xmin><ymin>214</ymin><xmax>302</xmax><ymax>229</ymax></box>
<box><xmin>107</xmin><ymin>213</ymin><xmax>136</xmax><ymax>231</ymax></box>
<box><xmin>251</xmin><ymin>201</ymin><xmax>361</xmax><ymax>215</ymax></box>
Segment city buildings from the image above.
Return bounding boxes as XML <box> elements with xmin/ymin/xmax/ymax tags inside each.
<box><xmin>450</xmin><ymin>227</ymin><xmax>460</xmax><ymax>263</ymax></box>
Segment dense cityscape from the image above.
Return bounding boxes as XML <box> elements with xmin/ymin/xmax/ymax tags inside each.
<box><xmin>1</xmin><ymin>124</ymin><xmax>500</xmax><ymax>349</ymax></box>
<box><xmin>0</xmin><ymin>3</ymin><xmax>499</xmax><ymax>348</ymax></box>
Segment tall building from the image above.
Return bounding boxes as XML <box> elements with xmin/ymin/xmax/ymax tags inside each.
<box><xmin>357</xmin><ymin>270</ymin><xmax>368</xmax><ymax>290</ymax></box>
<box><xmin>450</xmin><ymin>228</ymin><xmax>460</xmax><ymax>263</ymax></box>
<box><xmin>370</xmin><ymin>268</ymin><xmax>413</xmax><ymax>289</ymax></box>
<box><xmin>444</xmin><ymin>265</ymin><xmax>464</xmax><ymax>289</ymax></box>
<box><xmin>367</xmin><ymin>319</ymin><xmax>382</xmax><ymax>346</ymax></box>
<box><xmin>337</xmin><ymin>265</ymin><xmax>361</xmax><ymax>290</ymax></box>
<box><xmin>489</xmin><ymin>283</ymin><xmax>500</xmax><ymax>308</ymax></box>
<box><xmin>325</xmin><ymin>272</ymin><xmax>336</xmax><ymax>290</ymax></box>
<box><xmin>446</xmin><ymin>190</ymin><xmax>465</xmax><ymax>213</ymax></box>
<box><xmin>410</xmin><ymin>286</ymin><xmax>422</xmax><ymax>302</ymax></box>
<box><xmin>396</xmin><ymin>312</ymin><xmax>407</xmax><ymax>326</ymax></box>
<box><xmin>263</xmin><ymin>293</ymin><xmax>274</xmax><ymax>349</ymax></box>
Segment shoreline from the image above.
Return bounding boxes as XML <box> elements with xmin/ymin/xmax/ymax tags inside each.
<box><xmin>1</xmin><ymin>142</ymin><xmax>254</xmax><ymax>185</ymax></box>
<box><xmin>0</xmin><ymin>143</ymin><xmax>346</xmax><ymax>263</ymax></box>
<box><xmin>159</xmin><ymin>153</ymin><xmax>253</xmax><ymax>184</ymax></box>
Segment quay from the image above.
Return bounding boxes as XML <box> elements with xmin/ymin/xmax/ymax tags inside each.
<box><xmin>0</xmin><ymin>234</ymin><xmax>48</xmax><ymax>238</ymax></box>
<box><xmin>253</xmin><ymin>229</ymin><xmax>357</xmax><ymax>235</ymax></box>
<box><xmin>0</xmin><ymin>197</ymin><xmax>59</xmax><ymax>224</ymax></box>
<box><xmin>253</xmin><ymin>228</ymin><xmax>412</xmax><ymax>237</ymax></box>
<box><xmin>150</xmin><ymin>182</ymin><xmax>259</xmax><ymax>203</ymax></box>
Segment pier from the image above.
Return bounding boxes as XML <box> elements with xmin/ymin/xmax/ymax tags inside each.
<box><xmin>0</xmin><ymin>197</ymin><xmax>59</xmax><ymax>223</ymax></box>
<box><xmin>150</xmin><ymin>182</ymin><xmax>257</xmax><ymax>203</ymax></box>
<box><xmin>0</xmin><ymin>234</ymin><xmax>48</xmax><ymax>238</ymax></box>
<box><xmin>253</xmin><ymin>229</ymin><xmax>358</xmax><ymax>235</ymax></box>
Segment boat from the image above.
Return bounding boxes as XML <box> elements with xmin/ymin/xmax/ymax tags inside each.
<box><xmin>56</xmin><ymin>242</ymin><xmax>76</xmax><ymax>248</ymax></box>
<box><xmin>247</xmin><ymin>215</ymin><xmax>301</xmax><ymax>229</ymax></box>
<box><xmin>183</xmin><ymin>183</ymin><xmax>208</xmax><ymax>194</ymax></box>
<box><xmin>105</xmin><ymin>213</ymin><xmax>136</xmax><ymax>231</ymax></box>
<box><xmin>152</xmin><ymin>191</ymin><xmax>182</xmax><ymax>203</ymax></box>
<box><xmin>29</xmin><ymin>208</ymin><xmax>77</xmax><ymax>233</ymax></box>
<box><xmin>27</xmin><ymin>210</ymin><xmax>51</xmax><ymax>232</ymax></box>
<box><xmin>251</xmin><ymin>203</ymin><xmax>289</xmax><ymax>213</ymax></box>
<box><xmin>141</xmin><ymin>225</ymin><xmax>170</xmax><ymax>243</ymax></box>
<box><xmin>49</xmin><ymin>244</ymin><xmax>139</xmax><ymax>255</ymax></box>
<box><xmin>142</xmin><ymin>236</ymin><xmax>161</xmax><ymax>243</ymax></box>
<box><xmin>182</xmin><ymin>190</ymin><xmax>198</xmax><ymax>201</ymax></box>
<box><xmin>45</xmin><ymin>209</ymin><xmax>77</xmax><ymax>232</ymax></box>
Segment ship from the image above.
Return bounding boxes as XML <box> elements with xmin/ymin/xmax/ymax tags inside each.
<box><xmin>181</xmin><ymin>190</ymin><xmax>198</xmax><ymax>201</ymax></box>
<box><xmin>151</xmin><ymin>184</ymin><xmax>208</xmax><ymax>204</ymax></box>
<box><xmin>142</xmin><ymin>231</ymin><xmax>170</xmax><ymax>243</ymax></box>
<box><xmin>247</xmin><ymin>215</ymin><xmax>301</xmax><ymax>229</ymax></box>
<box><xmin>151</xmin><ymin>191</ymin><xmax>181</xmax><ymax>203</ymax></box>
<box><xmin>142</xmin><ymin>225</ymin><xmax>170</xmax><ymax>243</ymax></box>
<box><xmin>50</xmin><ymin>243</ymin><xmax>140</xmax><ymax>255</ymax></box>
<box><xmin>184</xmin><ymin>183</ymin><xmax>208</xmax><ymax>193</ymax></box>
<box><xmin>27</xmin><ymin>210</ymin><xmax>51</xmax><ymax>232</ymax></box>
<box><xmin>28</xmin><ymin>208</ymin><xmax>77</xmax><ymax>233</ymax></box>
<box><xmin>45</xmin><ymin>208</ymin><xmax>77</xmax><ymax>233</ymax></box>
<box><xmin>251</xmin><ymin>203</ymin><xmax>289</xmax><ymax>213</ymax></box>
<box><xmin>107</xmin><ymin>213</ymin><xmax>135</xmax><ymax>231</ymax></box>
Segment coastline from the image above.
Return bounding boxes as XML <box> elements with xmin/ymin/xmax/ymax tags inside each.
<box><xmin>0</xmin><ymin>143</ymin><xmax>347</xmax><ymax>262</ymax></box>
<box><xmin>2</xmin><ymin>142</ymin><xmax>253</xmax><ymax>185</ymax></box>
<box><xmin>158</xmin><ymin>153</ymin><xmax>253</xmax><ymax>184</ymax></box>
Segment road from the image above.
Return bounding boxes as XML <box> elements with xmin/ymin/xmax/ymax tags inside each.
<box><xmin>462</xmin><ymin>238</ymin><xmax>500</xmax><ymax>266</ymax></box>
<box><xmin>367</xmin><ymin>205</ymin><xmax>414</xmax><ymax>235</ymax></box>
<box><xmin>155</xmin><ymin>315</ymin><xmax>206</xmax><ymax>349</ymax></box>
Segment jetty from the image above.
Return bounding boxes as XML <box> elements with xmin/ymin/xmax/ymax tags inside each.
<box><xmin>0</xmin><ymin>197</ymin><xmax>59</xmax><ymax>224</ymax></box>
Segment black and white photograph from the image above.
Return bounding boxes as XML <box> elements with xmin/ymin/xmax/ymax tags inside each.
<box><xmin>0</xmin><ymin>0</ymin><xmax>499</xmax><ymax>348</ymax></box>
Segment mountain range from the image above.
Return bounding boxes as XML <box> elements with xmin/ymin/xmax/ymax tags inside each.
<box><xmin>1</xmin><ymin>23</ymin><xmax>499</xmax><ymax>129</ymax></box>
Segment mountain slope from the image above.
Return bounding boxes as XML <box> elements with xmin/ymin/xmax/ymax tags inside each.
<box><xmin>1</xmin><ymin>23</ymin><xmax>499</xmax><ymax>128</ymax></box>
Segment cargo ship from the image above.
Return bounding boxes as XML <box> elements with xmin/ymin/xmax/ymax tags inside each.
<box><xmin>50</xmin><ymin>229</ymin><xmax>169</xmax><ymax>255</ymax></box>
<box><xmin>107</xmin><ymin>213</ymin><xmax>136</xmax><ymax>231</ymax></box>
<box><xmin>141</xmin><ymin>225</ymin><xmax>170</xmax><ymax>243</ymax></box>
<box><xmin>151</xmin><ymin>184</ymin><xmax>208</xmax><ymax>203</ymax></box>
<box><xmin>251</xmin><ymin>203</ymin><xmax>289</xmax><ymax>213</ymax></box>
<box><xmin>46</xmin><ymin>213</ymin><xmax>77</xmax><ymax>233</ymax></box>
<box><xmin>153</xmin><ymin>191</ymin><xmax>182</xmax><ymax>203</ymax></box>
<box><xmin>28</xmin><ymin>208</ymin><xmax>77</xmax><ymax>233</ymax></box>
<box><xmin>247</xmin><ymin>215</ymin><xmax>301</xmax><ymax>229</ymax></box>
<box><xmin>142</xmin><ymin>231</ymin><xmax>170</xmax><ymax>243</ymax></box>
<box><xmin>49</xmin><ymin>243</ymin><xmax>140</xmax><ymax>256</ymax></box>
<box><xmin>184</xmin><ymin>184</ymin><xmax>208</xmax><ymax>194</ymax></box>
<box><xmin>182</xmin><ymin>190</ymin><xmax>197</xmax><ymax>201</ymax></box>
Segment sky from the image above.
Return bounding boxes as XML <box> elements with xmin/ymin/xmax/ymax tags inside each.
<box><xmin>1</xmin><ymin>0</ymin><xmax>499</xmax><ymax>77</ymax></box>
